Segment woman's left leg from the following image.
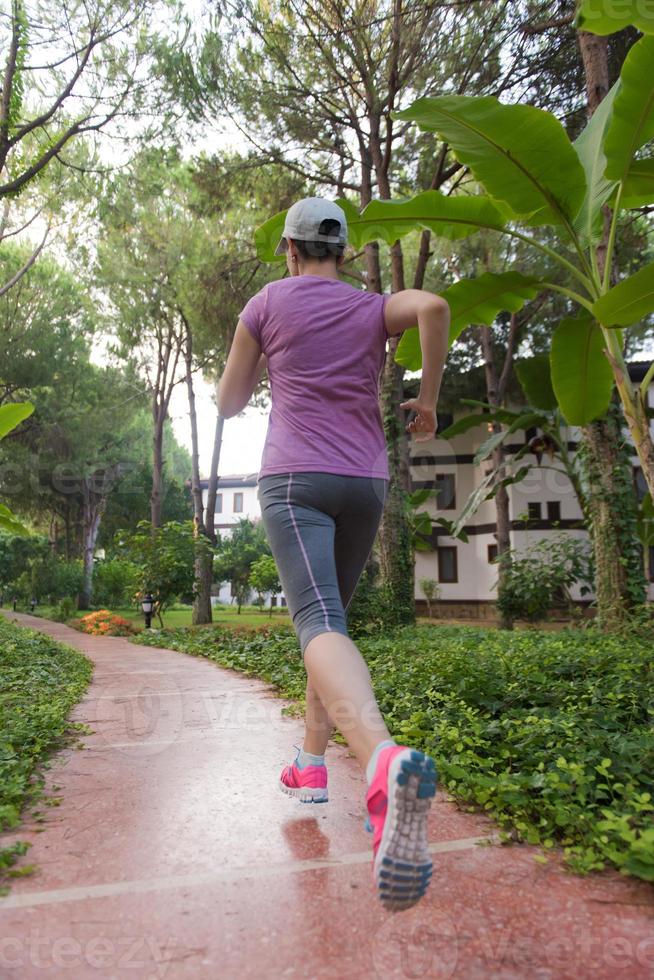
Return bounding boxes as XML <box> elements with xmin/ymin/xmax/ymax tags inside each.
<box><xmin>303</xmin><ymin>680</ymin><xmax>333</xmax><ymax>756</ymax></box>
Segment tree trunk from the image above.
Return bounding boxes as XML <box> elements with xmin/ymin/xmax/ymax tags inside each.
<box><xmin>78</xmin><ymin>482</ymin><xmax>104</xmax><ymax>610</ymax></box>
<box><xmin>368</xmin><ymin>120</ymin><xmax>416</xmax><ymax>625</ymax></box>
<box><xmin>184</xmin><ymin>322</ymin><xmax>215</xmax><ymax>626</ymax></box>
<box><xmin>151</xmin><ymin>408</ymin><xmax>164</xmax><ymax>529</ymax></box>
<box><xmin>193</xmin><ymin>405</ymin><xmax>225</xmax><ymax>623</ymax></box>
<box><xmin>577</xmin><ymin>29</ymin><xmax>646</xmax><ymax>627</ymax></box>
<box><xmin>478</xmin><ymin>325</ymin><xmax>514</xmax><ymax>629</ymax></box>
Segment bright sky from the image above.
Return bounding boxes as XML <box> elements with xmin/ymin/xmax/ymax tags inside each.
<box><xmin>169</xmin><ymin>382</ymin><xmax>269</xmax><ymax>478</ymax></box>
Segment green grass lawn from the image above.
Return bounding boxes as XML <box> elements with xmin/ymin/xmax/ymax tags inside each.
<box><xmin>22</xmin><ymin>601</ymin><xmax>291</xmax><ymax>631</ymax></box>
<box><xmin>114</xmin><ymin>603</ymin><xmax>291</xmax><ymax>630</ymax></box>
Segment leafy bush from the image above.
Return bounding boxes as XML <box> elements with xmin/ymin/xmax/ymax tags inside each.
<box><xmin>496</xmin><ymin>535</ymin><xmax>593</xmax><ymax>623</ymax></box>
<box><xmin>71</xmin><ymin>610</ymin><xmax>137</xmax><ymax>636</ymax></box>
<box><xmin>0</xmin><ymin>616</ymin><xmax>92</xmax><ymax>883</ymax></box>
<box><xmin>134</xmin><ymin>622</ymin><xmax>654</xmax><ymax>881</ymax></box>
<box><xmin>49</xmin><ymin>597</ymin><xmax>78</xmax><ymax>623</ymax></box>
<box><xmin>28</xmin><ymin>557</ymin><xmax>84</xmax><ymax>605</ymax></box>
<box><xmin>346</xmin><ymin>559</ymin><xmax>405</xmax><ymax>639</ymax></box>
<box><xmin>114</xmin><ymin>520</ymin><xmax>199</xmax><ymax>622</ymax></box>
<box><xmin>92</xmin><ymin>558</ymin><xmax>140</xmax><ymax>608</ymax></box>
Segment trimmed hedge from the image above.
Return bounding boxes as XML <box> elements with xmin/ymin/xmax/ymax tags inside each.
<box><xmin>134</xmin><ymin>622</ymin><xmax>654</xmax><ymax>881</ymax></box>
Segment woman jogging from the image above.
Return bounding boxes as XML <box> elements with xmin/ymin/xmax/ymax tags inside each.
<box><xmin>217</xmin><ymin>197</ymin><xmax>450</xmax><ymax>912</ymax></box>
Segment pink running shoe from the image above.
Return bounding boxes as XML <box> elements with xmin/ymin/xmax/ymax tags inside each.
<box><xmin>365</xmin><ymin>745</ymin><xmax>437</xmax><ymax>911</ymax></box>
<box><xmin>279</xmin><ymin>749</ymin><xmax>328</xmax><ymax>803</ymax></box>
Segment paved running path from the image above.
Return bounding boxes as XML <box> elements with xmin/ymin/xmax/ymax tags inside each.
<box><xmin>1</xmin><ymin>612</ymin><xmax>653</xmax><ymax>979</ymax></box>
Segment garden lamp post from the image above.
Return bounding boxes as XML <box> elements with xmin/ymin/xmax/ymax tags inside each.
<box><xmin>141</xmin><ymin>593</ymin><xmax>154</xmax><ymax>629</ymax></box>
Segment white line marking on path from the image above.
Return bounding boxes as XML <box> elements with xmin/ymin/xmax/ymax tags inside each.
<box><xmin>0</xmin><ymin>836</ymin><xmax>498</xmax><ymax>910</ymax></box>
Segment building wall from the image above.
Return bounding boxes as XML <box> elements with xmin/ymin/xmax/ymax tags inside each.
<box><xmin>200</xmin><ymin>477</ymin><xmax>287</xmax><ymax>607</ymax></box>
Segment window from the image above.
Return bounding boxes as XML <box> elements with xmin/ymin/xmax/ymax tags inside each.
<box><xmin>488</xmin><ymin>544</ymin><xmax>498</xmax><ymax>564</ymax></box>
<box><xmin>437</xmin><ymin>546</ymin><xmax>458</xmax><ymax>583</ymax></box>
<box><xmin>649</xmin><ymin>546</ymin><xmax>654</xmax><ymax>584</ymax></box>
<box><xmin>215</xmin><ymin>493</ymin><xmax>223</xmax><ymax>514</ymax></box>
<box><xmin>434</xmin><ymin>474</ymin><xmax>456</xmax><ymax>510</ymax></box>
<box><xmin>527</xmin><ymin>502</ymin><xmax>542</xmax><ymax>520</ymax></box>
<box><xmin>281</xmin><ymin>596</ymin><xmax>287</xmax><ymax>607</ymax></box>
<box><xmin>547</xmin><ymin>501</ymin><xmax>561</xmax><ymax>522</ymax></box>
<box><xmin>233</xmin><ymin>492</ymin><xmax>243</xmax><ymax>513</ymax></box>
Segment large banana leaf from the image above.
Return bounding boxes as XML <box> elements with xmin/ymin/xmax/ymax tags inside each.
<box><xmin>593</xmin><ymin>261</ymin><xmax>654</xmax><ymax>325</ymax></box>
<box><xmin>573</xmin><ymin>83</ymin><xmax>619</xmax><ymax>242</ymax></box>
<box><xmin>395</xmin><ymin>95</ymin><xmax>587</xmax><ymax>226</ymax></box>
<box><xmin>515</xmin><ymin>355</ymin><xmax>558</xmax><ymax>411</ymax></box>
<box><xmin>395</xmin><ymin>271</ymin><xmax>544</xmax><ymax>369</ymax></box>
<box><xmin>0</xmin><ymin>402</ymin><xmax>34</xmax><ymax>440</ymax></box>
<box><xmin>439</xmin><ymin>408</ymin><xmax>520</xmax><ymax>440</ymax></box>
<box><xmin>253</xmin><ymin>192</ymin><xmax>505</xmax><ymax>262</ymax></box>
<box><xmin>618</xmin><ymin>159</ymin><xmax>654</xmax><ymax>208</ymax></box>
<box><xmin>550</xmin><ymin>314</ymin><xmax>613</xmax><ymax>424</ymax></box>
<box><xmin>474</xmin><ymin>413</ymin><xmax>545</xmax><ymax>465</ymax></box>
<box><xmin>576</xmin><ymin>0</ymin><xmax>654</xmax><ymax>35</ymax></box>
<box><xmin>352</xmin><ymin>191</ymin><xmax>506</xmax><ymax>246</ymax></box>
<box><xmin>604</xmin><ymin>36</ymin><xmax>654</xmax><ymax>183</ymax></box>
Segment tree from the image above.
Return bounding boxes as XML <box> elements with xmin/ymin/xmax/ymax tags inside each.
<box><xmin>213</xmin><ymin>518</ymin><xmax>270</xmax><ymax>614</ymax></box>
<box><xmin>95</xmin><ymin>151</ymin><xmax>270</xmax><ymax>622</ymax></box>
<box><xmin>115</xmin><ymin>520</ymin><xmax>198</xmax><ymax>626</ymax></box>
<box><xmin>419</xmin><ymin>578</ymin><xmax>439</xmax><ymax>618</ymax></box>
<box><xmin>287</xmin><ymin>14</ymin><xmax>654</xmax><ymax>625</ymax></box>
<box><xmin>163</xmin><ymin>0</ymin><xmax>556</xmax><ymax>624</ymax></box>
<box><xmin>249</xmin><ymin>554</ymin><xmax>281</xmax><ymax>616</ymax></box>
<box><xmin>0</xmin><ymin>0</ymin><xmax>181</xmax><ymax>295</ymax></box>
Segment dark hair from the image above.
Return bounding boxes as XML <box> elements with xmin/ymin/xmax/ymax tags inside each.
<box><xmin>293</xmin><ymin>239</ymin><xmax>345</xmax><ymax>261</ymax></box>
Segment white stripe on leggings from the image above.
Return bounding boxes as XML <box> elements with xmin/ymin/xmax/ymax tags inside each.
<box><xmin>287</xmin><ymin>473</ymin><xmax>331</xmax><ymax>633</ymax></box>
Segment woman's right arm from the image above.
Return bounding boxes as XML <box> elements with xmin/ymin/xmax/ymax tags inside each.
<box><xmin>384</xmin><ymin>290</ymin><xmax>450</xmax><ymax>442</ymax></box>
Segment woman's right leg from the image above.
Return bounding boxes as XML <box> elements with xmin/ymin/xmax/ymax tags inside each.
<box><xmin>303</xmin><ymin>631</ymin><xmax>391</xmax><ymax>770</ymax></box>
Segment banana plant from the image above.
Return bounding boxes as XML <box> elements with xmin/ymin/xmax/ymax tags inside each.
<box><xmin>435</xmin><ymin>354</ymin><xmax>590</xmax><ymax>538</ymax></box>
<box><xmin>0</xmin><ymin>402</ymin><xmax>34</xmax><ymax>535</ymax></box>
<box><xmin>255</xmin><ymin>13</ymin><xmax>654</xmax><ymax>499</ymax></box>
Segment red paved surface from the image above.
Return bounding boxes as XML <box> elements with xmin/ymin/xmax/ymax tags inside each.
<box><xmin>1</xmin><ymin>611</ymin><xmax>653</xmax><ymax>979</ymax></box>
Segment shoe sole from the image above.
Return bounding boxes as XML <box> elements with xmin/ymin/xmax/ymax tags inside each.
<box><xmin>373</xmin><ymin>749</ymin><xmax>437</xmax><ymax>912</ymax></box>
<box><xmin>279</xmin><ymin>781</ymin><xmax>329</xmax><ymax>804</ymax></box>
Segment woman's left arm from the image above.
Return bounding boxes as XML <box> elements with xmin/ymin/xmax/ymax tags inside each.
<box><xmin>217</xmin><ymin>320</ymin><xmax>267</xmax><ymax>418</ymax></box>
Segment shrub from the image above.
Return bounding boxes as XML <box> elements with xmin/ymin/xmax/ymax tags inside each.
<box><xmin>346</xmin><ymin>559</ymin><xmax>405</xmax><ymax>639</ymax></box>
<box><xmin>92</xmin><ymin>558</ymin><xmax>140</xmax><ymax>608</ymax></box>
<box><xmin>496</xmin><ymin>535</ymin><xmax>593</xmax><ymax>623</ymax></box>
<box><xmin>23</xmin><ymin>557</ymin><xmax>84</xmax><ymax>605</ymax></box>
<box><xmin>50</xmin><ymin>597</ymin><xmax>78</xmax><ymax>623</ymax></box>
<box><xmin>71</xmin><ymin>610</ymin><xmax>137</xmax><ymax>637</ymax></box>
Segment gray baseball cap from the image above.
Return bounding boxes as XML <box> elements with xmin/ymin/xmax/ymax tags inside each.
<box><xmin>274</xmin><ymin>197</ymin><xmax>348</xmax><ymax>255</ymax></box>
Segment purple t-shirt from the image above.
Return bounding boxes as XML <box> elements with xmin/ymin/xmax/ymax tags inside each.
<box><xmin>239</xmin><ymin>275</ymin><xmax>390</xmax><ymax>481</ymax></box>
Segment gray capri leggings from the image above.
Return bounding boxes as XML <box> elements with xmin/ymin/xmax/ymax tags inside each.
<box><xmin>257</xmin><ymin>471</ymin><xmax>389</xmax><ymax>655</ymax></box>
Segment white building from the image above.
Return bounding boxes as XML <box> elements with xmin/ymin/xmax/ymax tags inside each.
<box><xmin>200</xmin><ymin>475</ymin><xmax>287</xmax><ymax>608</ymax></box>
<box><xmin>201</xmin><ymin>364</ymin><xmax>654</xmax><ymax>617</ymax></box>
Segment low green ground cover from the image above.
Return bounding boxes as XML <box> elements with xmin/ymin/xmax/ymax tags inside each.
<box><xmin>135</xmin><ymin>623</ymin><xmax>654</xmax><ymax>881</ymax></box>
<box><xmin>0</xmin><ymin>616</ymin><xmax>92</xmax><ymax>887</ymax></box>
